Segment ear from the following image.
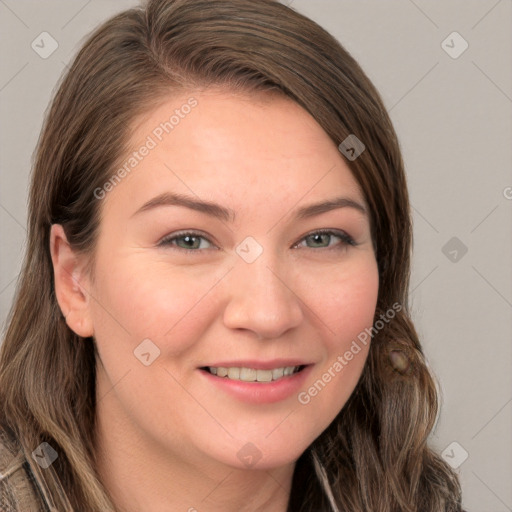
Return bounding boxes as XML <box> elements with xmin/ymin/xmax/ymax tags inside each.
<box><xmin>49</xmin><ymin>224</ymin><xmax>94</xmax><ymax>338</ymax></box>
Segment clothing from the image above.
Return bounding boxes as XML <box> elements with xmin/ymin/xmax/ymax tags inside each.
<box><xmin>0</xmin><ymin>427</ymin><xmax>50</xmax><ymax>511</ymax></box>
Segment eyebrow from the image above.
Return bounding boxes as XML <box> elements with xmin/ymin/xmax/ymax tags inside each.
<box><xmin>131</xmin><ymin>191</ymin><xmax>367</xmax><ymax>222</ymax></box>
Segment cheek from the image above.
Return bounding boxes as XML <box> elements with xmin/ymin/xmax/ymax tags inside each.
<box><xmin>296</xmin><ymin>258</ymin><xmax>379</xmax><ymax>412</ymax></box>
<box><xmin>89</xmin><ymin>256</ymin><xmax>225</xmax><ymax>360</ymax></box>
<box><xmin>306</xmin><ymin>257</ymin><xmax>379</xmax><ymax>347</ymax></box>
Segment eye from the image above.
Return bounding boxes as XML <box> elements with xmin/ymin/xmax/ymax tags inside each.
<box><xmin>293</xmin><ymin>229</ymin><xmax>357</xmax><ymax>250</ymax></box>
<box><xmin>157</xmin><ymin>231</ymin><xmax>215</xmax><ymax>252</ymax></box>
<box><xmin>157</xmin><ymin>228</ymin><xmax>357</xmax><ymax>253</ymax></box>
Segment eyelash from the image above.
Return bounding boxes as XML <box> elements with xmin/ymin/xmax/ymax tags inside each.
<box><xmin>157</xmin><ymin>229</ymin><xmax>357</xmax><ymax>253</ymax></box>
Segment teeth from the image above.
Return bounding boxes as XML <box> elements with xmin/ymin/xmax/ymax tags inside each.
<box><xmin>256</xmin><ymin>369</ymin><xmax>273</xmax><ymax>382</ymax></box>
<box><xmin>227</xmin><ymin>367</ymin><xmax>240</xmax><ymax>379</ymax></box>
<box><xmin>207</xmin><ymin>366</ymin><xmax>300</xmax><ymax>382</ymax></box>
<box><xmin>272</xmin><ymin>367</ymin><xmax>284</xmax><ymax>379</ymax></box>
<box><xmin>239</xmin><ymin>368</ymin><xmax>257</xmax><ymax>381</ymax></box>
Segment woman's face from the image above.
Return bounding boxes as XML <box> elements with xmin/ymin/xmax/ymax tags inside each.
<box><xmin>68</xmin><ymin>90</ymin><xmax>379</xmax><ymax>470</ymax></box>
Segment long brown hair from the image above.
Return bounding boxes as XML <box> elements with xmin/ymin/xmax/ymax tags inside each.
<box><xmin>0</xmin><ymin>0</ymin><xmax>462</xmax><ymax>510</ymax></box>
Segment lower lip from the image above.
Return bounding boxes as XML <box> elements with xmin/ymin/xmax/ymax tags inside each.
<box><xmin>198</xmin><ymin>365</ymin><xmax>313</xmax><ymax>404</ymax></box>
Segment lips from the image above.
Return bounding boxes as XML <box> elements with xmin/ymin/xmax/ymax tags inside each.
<box><xmin>198</xmin><ymin>362</ymin><xmax>314</xmax><ymax>404</ymax></box>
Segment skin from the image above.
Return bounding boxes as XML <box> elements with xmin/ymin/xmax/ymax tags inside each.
<box><xmin>50</xmin><ymin>89</ymin><xmax>379</xmax><ymax>512</ymax></box>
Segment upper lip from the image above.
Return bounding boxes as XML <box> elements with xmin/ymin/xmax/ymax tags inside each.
<box><xmin>200</xmin><ymin>359</ymin><xmax>311</xmax><ymax>370</ymax></box>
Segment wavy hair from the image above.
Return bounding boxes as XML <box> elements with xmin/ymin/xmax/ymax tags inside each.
<box><xmin>0</xmin><ymin>0</ymin><xmax>462</xmax><ymax>510</ymax></box>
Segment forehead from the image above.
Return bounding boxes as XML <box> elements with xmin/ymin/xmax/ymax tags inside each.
<box><xmin>102</xmin><ymin>89</ymin><xmax>366</xmax><ymax>219</ymax></box>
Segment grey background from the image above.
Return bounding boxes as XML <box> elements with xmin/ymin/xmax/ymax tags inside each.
<box><xmin>1</xmin><ymin>1</ymin><xmax>511</xmax><ymax>510</ymax></box>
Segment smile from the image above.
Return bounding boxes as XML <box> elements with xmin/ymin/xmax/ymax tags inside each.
<box><xmin>203</xmin><ymin>365</ymin><xmax>305</xmax><ymax>382</ymax></box>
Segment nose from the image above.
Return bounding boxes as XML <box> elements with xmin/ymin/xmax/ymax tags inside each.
<box><xmin>222</xmin><ymin>252</ymin><xmax>304</xmax><ymax>340</ymax></box>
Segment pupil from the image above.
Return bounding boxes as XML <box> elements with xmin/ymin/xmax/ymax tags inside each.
<box><xmin>184</xmin><ymin>236</ymin><xmax>196</xmax><ymax>247</ymax></box>
<box><xmin>311</xmin><ymin>234</ymin><xmax>327</xmax><ymax>247</ymax></box>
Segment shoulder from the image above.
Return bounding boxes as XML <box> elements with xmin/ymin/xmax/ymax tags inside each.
<box><xmin>0</xmin><ymin>425</ymin><xmax>48</xmax><ymax>511</ymax></box>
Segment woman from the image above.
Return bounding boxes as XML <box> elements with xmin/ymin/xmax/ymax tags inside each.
<box><xmin>0</xmin><ymin>0</ymin><xmax>463</xmax><ymax>510</ymax></box>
